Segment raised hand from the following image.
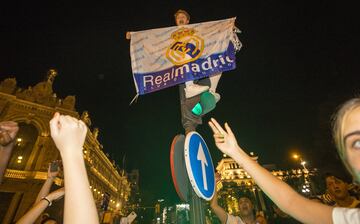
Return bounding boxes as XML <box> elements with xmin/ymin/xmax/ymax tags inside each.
<box><xmin>47</xmin><ymin>160</ymin><xmax>61</xmax><ymax>179</ymax></box>
<box><xmin>208</xmin><ymin>118</ymin><xmax>241</xmax><ymax>158</ymax></box>
<box><xmin>49</xmin><ymin>112</ymin><xmax>87</xmax><ymax>156</ymax></box>
<box><xmin>47</xmin><ymin>187</ymin><xmax>65</xmax><ymax>202</ymax></box>
<box><xmin>0</xmin><ymin>121</ymin><xmax>19</xmax><ymax>147</ymax></box>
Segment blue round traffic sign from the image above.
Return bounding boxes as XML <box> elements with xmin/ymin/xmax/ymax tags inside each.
<box><xmin>184</xmin><ymin>132</ymin><xmax>215</xmax><ymax>201</ymax></box>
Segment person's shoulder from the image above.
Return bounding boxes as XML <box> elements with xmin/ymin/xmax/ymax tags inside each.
<box><xmin>332</xmin><ymin>207</ymin><xmax>360</xmax><ymax>224</ymax></box>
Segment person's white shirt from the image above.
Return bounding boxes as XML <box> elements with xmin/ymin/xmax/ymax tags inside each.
<box><xmin>332</xmin><ymin>207</ymin><xmax>360</xmax><ymax>224</ymax></box>
<box><xmin>226</xmin><ymin>214</ymin><xmax>245</xmax><ymax>224</ymax></box>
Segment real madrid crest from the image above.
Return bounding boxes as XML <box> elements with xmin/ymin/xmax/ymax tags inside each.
<box><xmin>166</xmin><ymin>27</ymin><xmax>204</xmax><ymax>66</ymax></box>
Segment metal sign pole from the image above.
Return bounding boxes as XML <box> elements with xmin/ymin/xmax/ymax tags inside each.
<box><xmin>189</xmin><ymin>187</ymin><xmax>205</xmax><ymax>224</ymax></box>
<box><xmin>170</xmin><ymin>132</ymin><xmax>214</xmax><ymax>224</ymax></box>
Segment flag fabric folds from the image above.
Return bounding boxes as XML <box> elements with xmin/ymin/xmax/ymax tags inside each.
<box><xmin>129</xmin><ymin>17</ymin><xmax>240</xmax><ymax>95</ymax></box>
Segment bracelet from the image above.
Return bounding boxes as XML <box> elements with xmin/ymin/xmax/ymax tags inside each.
<box><xmin>41</xmin><ymin>197</ymin><xmax>52</xmax><ymax>207</ymax></box>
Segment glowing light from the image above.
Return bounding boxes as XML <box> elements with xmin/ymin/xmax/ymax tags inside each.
<box><xmin>17</xmin><ymin>156</ymin><xmax>23</xmax><ymax>160</ymax></box>
<box><xmin>16</xmin><ymin>138</ymin><xmax>22</xmax><ymax>142</ymax></box>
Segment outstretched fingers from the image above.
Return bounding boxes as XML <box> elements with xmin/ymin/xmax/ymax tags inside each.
<box><xmin>209</xmin><ymin>118</ymin><xmax>227</xmax><ymax>135</ymax></box>
<box><xmin>208</xmin><ymin>120</ymin><xmax>219</xmax><ymax>134</ymax></box>
<box><xmin>224</xmin><ymin>122</ymin><xmax>234</xmax><ymax>136</ymax></box>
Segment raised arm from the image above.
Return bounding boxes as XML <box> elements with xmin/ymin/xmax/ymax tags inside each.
<box><xmin>208</xmin><ymin>118</ymin><xmax>333</xmax><ymax>224</ymax></box>
<box><xmin>0</xmin><ymin>121</ymin><xmax>19</xmax><ymax>184</ymax></box>
<box><xmin>50</xmin><ymin>112</ymin><xmax>99</xmax><ymax>224</ymax></box>
<box><xmin>35</xmin><ymin>161</ymin><xmax>60</xmax><ymax>204</ymax></box>
<box><xmin>16</xmin><ymin>187</ymin><xmax>64</xmax><ymax>224</ymax></box>
<box><xmin>210</xmin><ymin>190</ymin><xmax>227</xmax><ymax>224</ymax></box>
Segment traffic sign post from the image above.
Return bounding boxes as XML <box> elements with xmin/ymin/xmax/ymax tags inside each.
<box><xmin>170</xmin><ymin>134</ymin><xmax>190</xmax><ymax>202</ymax></box>
<box><xmin>170</xmin><ymin>132</ymin><xmax>215</xmax><ymax>224</ymax></box>
<box><xmin>184</xmin><ymin>132</ymin><xmax>215</xmax><ymax>201</ymax></box>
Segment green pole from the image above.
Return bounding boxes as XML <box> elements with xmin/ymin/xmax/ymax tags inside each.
<box><xmin>189</xmin><ymin>185</ymin><xmax>206</xmax><ymax>224</ymax></box>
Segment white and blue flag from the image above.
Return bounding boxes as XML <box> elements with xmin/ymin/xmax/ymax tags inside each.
<box><xmin>129</xmin><ymin>17</ymin><xmax>241</xmax><ymax>95</ymax></box>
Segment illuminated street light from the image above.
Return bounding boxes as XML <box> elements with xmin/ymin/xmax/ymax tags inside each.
<box><xmin>292</xmin><ymin>154</ymin><xmax>299</xmax><ymax>159</ymax></box>
<box><xmin>292</xmin><ymin>152</ymin><xmax>313</xmax><ymax>196</ymax></box>
<box><xmin>292</xmin><ymin>153</ymin><xmax>308</xmax><ymax>171</ymax></box>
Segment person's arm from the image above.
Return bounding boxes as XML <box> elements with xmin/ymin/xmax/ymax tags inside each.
<box><xmin>210</xmin><ymin>190</ymin><xmax>227</xmax><ymax>224</ymax></box>
<box><xmin>50</xmin><ymin>112</ymin><xmax>99</xmax><ymax>224</ymax></box>
<box><xmin>0</xmin><ymin>121</ymin><xmax>19</xmax><ymax>184</ymax></box>
<box><xmin>208</xmin><ymin>118</ymin><xmax>333</xmax><ymax>224</ymax></box>
<box><xmin>35</xmin><ymin>161</ymin><xmax>60</xmax><ymax>204</ymax></box>
<box><xmin>16</xmin><ymin>187</ymin><xmax>64</xmax><ymax>224</ymax></box>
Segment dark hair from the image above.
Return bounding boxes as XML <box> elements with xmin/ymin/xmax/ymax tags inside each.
<box><xmin>41</xmin><ymin>217</ymin><xmax>57</xmax><ymax>224</ymax></box>
<box><xmin>174</xmin><ymin>9</ymin><xmax>190</xmax><ymax>20</ymax></box>
<box><xmin>321</xmin><ymin>170</ymin><xmax>352</xmax><ymax>190</ymax></box>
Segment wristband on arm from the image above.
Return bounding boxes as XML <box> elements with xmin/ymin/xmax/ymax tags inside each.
<box><xmin>41</xmin><ymin>197</ymin><xmax>52</xmax><ymax>207</ymax></box>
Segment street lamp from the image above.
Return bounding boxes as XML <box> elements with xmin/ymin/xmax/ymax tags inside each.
<box><xmin>292</xmin><ymin>153</ymin><xmax>312</xmax><ymax>195</ymax></box>
<box><xmin>292</xmin><ymin>154</ymin><xmax>308</xmax><ymax>172</ymax></box>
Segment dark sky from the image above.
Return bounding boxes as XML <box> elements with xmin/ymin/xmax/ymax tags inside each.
<box><xmin>1</xmin><ymin>1</ymin><xmax>359</xmax><ymax>205</ymax></box>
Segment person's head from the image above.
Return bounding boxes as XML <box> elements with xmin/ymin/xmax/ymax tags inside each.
<box><xmin>41</xmin><ymin>217</ymin><xmax>57</xmax><ymax>224</ymax></box>
<box><xmin>174</xmin><ymin>9</ymin><xmax>190</xmax><ymax>26</ymax></box>
<box><xmin>238</xmin><ymin>197</ymin><xmax>254</xmax><ymax>218</ymax></box>
<box><xmin>332</xmin><ymin>97</ymin><xmax>360</xmax><ymax>183</ymax></box>
<box><xmin>325</xmin><ymin>174</ymin><xmax>350</xmax><ymax>201</ymax></box>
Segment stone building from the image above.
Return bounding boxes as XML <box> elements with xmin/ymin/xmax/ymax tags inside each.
<box><xmin>0</xmin><ymin>70</ymin><xmax>131</xmax><ymax>223</ymax></box>
<box><xmin>215</xmin><ymin>153</ymin><xmax>318</xmax><ymax>218</ymax></box>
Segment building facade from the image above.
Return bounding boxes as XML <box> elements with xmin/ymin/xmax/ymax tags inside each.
<box><xmin>0</xmin><ymin>71</ymin><xmax>131</xmax><ymax>223</ymax></box>
<box><xmin>215</xmin><ymin>153</ymin><xmax>318</xmax><ymax>219</ymax></box>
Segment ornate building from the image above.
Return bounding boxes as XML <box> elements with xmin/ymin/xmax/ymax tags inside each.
<box><xmin>0</xmin><ymin>70</ymin><xmax>131</xmax><ymax>223</ymax></box>
<box><xmin>127</xmin><ymin>169</ymin><xmax>140</xmax><ymax>212</ymax></box>
<box><xmin>215</xmin><ymin>153</ymin><xmax>318</xmax><ymax>218</ymax></box>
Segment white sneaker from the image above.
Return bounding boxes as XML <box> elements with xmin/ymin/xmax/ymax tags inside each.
<box><xmin>185</xmin><ymin>84</ymin><xmax>209</xmax><ymax>98</ymax></box>
<box><xmin>209</xmin><ymin>90</ymin><xmax>221</xmax><ymax>103</ymax></box>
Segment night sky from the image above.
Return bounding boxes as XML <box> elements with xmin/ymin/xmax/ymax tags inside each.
<box><xmin>1</xmin><ymin>2</ymin><xmax>359</xmax><ymax>206</ymax></box>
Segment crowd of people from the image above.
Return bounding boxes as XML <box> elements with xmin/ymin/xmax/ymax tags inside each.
<box><xmin>2</xmin><ymin>98</ymin><xmax>360</xmax><ymax>224</ymax></box>
<box><xmin>1</xmin><ymin>7</ymin><xmax>360</xmax><ymax>223</ymax></box>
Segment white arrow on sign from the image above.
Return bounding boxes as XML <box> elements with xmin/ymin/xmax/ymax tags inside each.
<box><xmin>197</xmin><ymin>143</ymin><xmax>208</xmax><ymax>190</ymax></box>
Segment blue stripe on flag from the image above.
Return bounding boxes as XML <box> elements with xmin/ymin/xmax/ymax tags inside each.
<box><xmin>134</xmin><ymin>42</ymin><xmax>236</xmax><ymax>95</ymax></box>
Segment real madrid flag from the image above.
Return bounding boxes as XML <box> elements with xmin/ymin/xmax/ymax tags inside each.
<box><xmin>129</xmin><ymin>17</ymin><xmax>241</xmax><ymax>95</ymax></box>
